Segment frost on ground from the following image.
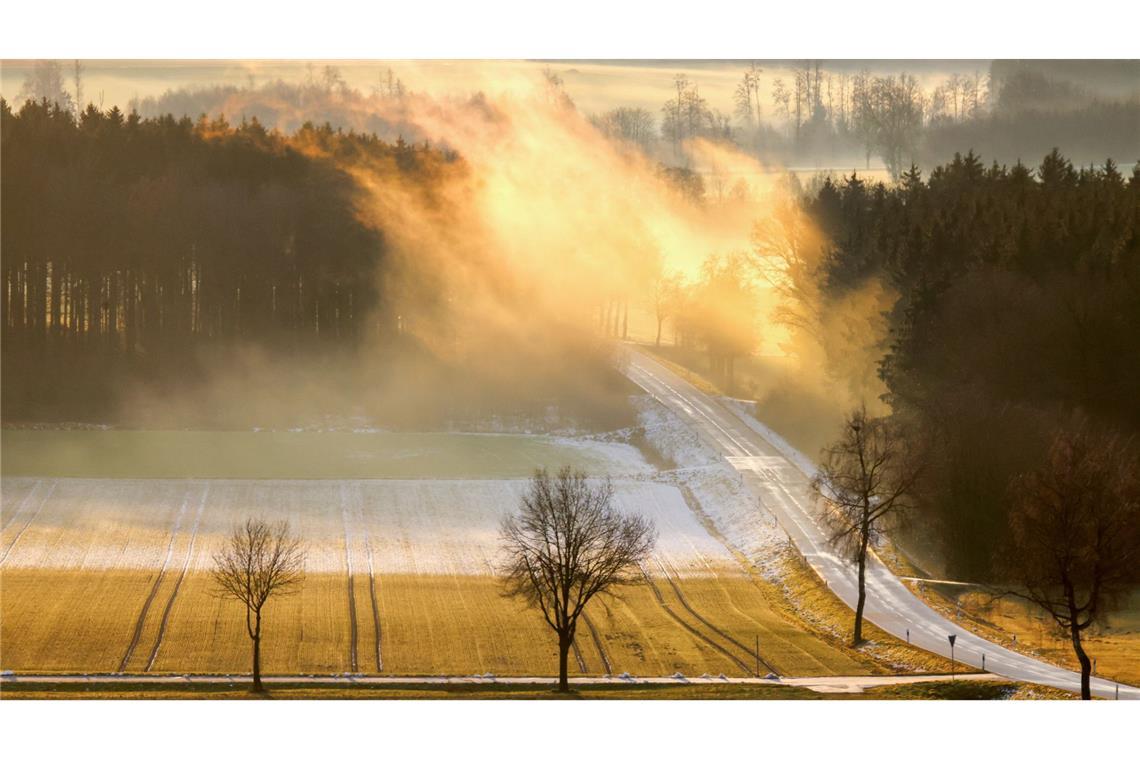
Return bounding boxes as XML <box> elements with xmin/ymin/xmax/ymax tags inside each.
<box><xmin>0</xmin><ymin>477</ymin><xmax>740</xmax><ymax>577</ymax></box>
<box><xmin>630</xmin><ymin>394</ymin><xmax>789</xmax><ymax>580</ymax></box>
<box><xmin>630</xmin><ymin>395</ymin><xmax>721</xmax><ymax>470</ymax></box>
<box><xmin>2</xmin><ymin>398</ymin><xmax>794</xmax><ymax>585</ymax></box>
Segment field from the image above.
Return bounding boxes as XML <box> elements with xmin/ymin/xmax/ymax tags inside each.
<box><xmin>1</xmin><ymin>431</ymin><xmax>873</xmax><ymax>678</ymax></box>
<box><xmin>0</xmin><ymin>429</ymin><xmax>650</xmax><ymax>479</ymax></box>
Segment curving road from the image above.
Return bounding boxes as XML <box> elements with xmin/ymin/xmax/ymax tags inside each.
<box><xmin>623</xmin><ymin>347</ymin><xmax>1139</xmax><ymax>700</ymax></box>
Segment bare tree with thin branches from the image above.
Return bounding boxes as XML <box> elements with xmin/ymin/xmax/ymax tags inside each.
<box><xmin>811</xmin><ymin>406</ymin><xmax>922</xmax><ymax>645</ymax></box>
<box><xmin>1002</xmin><ymin>424</ymin><xmax>1140</xmax><ymax>699</ymax></box>
<box><xmin>500</xmin><ymin>467</ymin><xmax>655</xmax><ymax>692</ymax></box>
<box><xmin>211</xmin><ymin>518</ymin><xmax>306</xmax><ymax>693</ymax></box>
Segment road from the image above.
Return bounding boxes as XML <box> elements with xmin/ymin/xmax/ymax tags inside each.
<box><xmin>622</xmin><ymin>347</ymin><xmax>1139</xmax><ymax>700</ymax></box>
<box><xmin>0</xmin><ymin>672</ymin><xmax>1002</xmax><ymax>695</ymax></box>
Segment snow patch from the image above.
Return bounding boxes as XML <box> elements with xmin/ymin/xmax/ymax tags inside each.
<box><xmin>633</xmin><ymin>395</ymin><xmax>789</xmax><ymax>579</ymax></box>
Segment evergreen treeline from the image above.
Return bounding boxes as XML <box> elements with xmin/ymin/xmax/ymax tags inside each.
<box><xmin>804</xmin><ymin>151</ymin><xmax>1140</xmax><ymax>578</ymax></box>
<box><xmin>0</xmin><ymin>98</ymin><xmax>440</xmax><ymax>420</ymax></box>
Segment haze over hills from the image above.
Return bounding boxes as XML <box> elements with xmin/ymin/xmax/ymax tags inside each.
<box><xmin>2</xmin><ymin>56</ymin><xmax>1138</xmax><ymax>705</ymax></box>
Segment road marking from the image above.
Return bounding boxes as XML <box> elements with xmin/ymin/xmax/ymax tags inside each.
<box><xmin>622</xmin><ymin>347</ymin><xmax>1139</xmax><ymax>699</ymax></box>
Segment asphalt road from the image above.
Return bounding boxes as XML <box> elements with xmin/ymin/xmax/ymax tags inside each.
<box><xmin>623</xmin><ymin>348</ymin><xmax>1139</xmax><ymax>700</ymax></box>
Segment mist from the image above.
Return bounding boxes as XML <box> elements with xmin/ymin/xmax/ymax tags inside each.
<box><xmin>6</xmin><ymin>57</ymin><xmax>1133</xmax><ymax>444</ymax></box>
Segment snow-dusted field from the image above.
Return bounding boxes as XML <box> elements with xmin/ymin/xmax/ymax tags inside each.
<box><xmin>1</xmin><ymin>399</ymin><xmax>790</xmax><ymax>579</ymax></box>
<box><xmin>0</xmin><ymin>477</ymin><xmax>744</xmax><ymax>576</ymax></box>
<box><xmin>1</xmin><ymin>400</ymin><xmax>866</xmax><ymax>678</ymax></box>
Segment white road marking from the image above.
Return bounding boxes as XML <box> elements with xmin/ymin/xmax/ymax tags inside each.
<box><xmin>622</xmin><ymin>347</ymin><xmax>1139</xmax><ymax>700</ymax></box>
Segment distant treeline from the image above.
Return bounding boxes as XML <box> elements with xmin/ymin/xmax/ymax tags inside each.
<box><xmin>804</xmin><ymin>151</ymin><xmax>1140</xmax><ymax>578</ymax></box>
<box><xmin>0</xmin><ymin>98</ymin><xmax>445</xmax><ymax>420</ymax></box>
<box><xmin>597</xmin><ymin>61</ymin><xmax>1139</xmax><ymax>176</ymax></box>
<box><xmin>921</xmin><ymin>99</ymin><xmax>1140</xmax><ymax>171</ymax></box>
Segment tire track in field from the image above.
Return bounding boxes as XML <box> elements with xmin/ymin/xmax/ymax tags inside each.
<box><xmin>145</xmin><ymin>484</ymin><xmax>210</xmax><ymax>671</ymax></box>
<box><xmin>639</xmin><ymin>562</ymin><xmax>755</xmax><ymax>676</ymax></box>
<box><xmin>357</xmin><ymin>484</ymin><xmax>382</xmax><ymax>672</ymax></box>
<box><xmin>655</xmin><ymin>557</ymin><xmax>778</xmax><ymax>675</ymax></box>
<box><xmin>119</xmin><ymin>486</ymin><xmax>195</xmax><ymax>672</ymax></box>
<box><xmin>1</xmin><ymin>480</ymin><xmax>41</xmax><ymax>532</ymax></box>
<box><xmin>571</xmin><ymin>637</ymin><xmax>588</xmax><ymax>673</ymax></box>
<box><xmin>582</xmin><ymin>612</ymin><xmax>612</xmax><ymax>675</ymax></box>
<box><xmin>0</xmin><ymin>482</ymin><xmax>56</xmax><ymax>567</ymax></box>
<box><xmin>672</xmin><ymin>481</ymin><xmax>833</xmax><ymax>674</ymax></box>
<box><xmin>364</xmin><ymin>532</ymin><xmax>383</xmax><ymax>672</ymax></box>
<box><xmin>340</xmin><ymin>484</ymin><xmax>359</xmax><ymax>674</ymax></box>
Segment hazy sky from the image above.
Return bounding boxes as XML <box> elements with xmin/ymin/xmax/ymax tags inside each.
<box><xmin>0</xmin><ymin>59</ymin><xmax>990</xmax><ymax>117</ymax></box>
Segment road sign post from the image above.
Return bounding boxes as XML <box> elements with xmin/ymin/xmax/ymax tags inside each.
<box><xmin>948</xmin><ymin>634</ymin><xmax>957</xmax><ymax>681</ymax></box>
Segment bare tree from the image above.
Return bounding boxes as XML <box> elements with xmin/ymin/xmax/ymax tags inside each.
<box><xmin>211</xmin><ymin>518</ymin><xmax>306</xmax><ymax>693</ymax></box>
<box><xmin>1002</xmin><ymin>425</ymin><xmax>1140</xmax><ymax>699</ymax></box>
<box><xmin>651</xmin><ymin>269</ymin><xmax>685</xmax><ymax>347</ymax></box>
<box><xmin>500</xmin><ymin>467</ymin><xmax>655</xmax><ymax>692</ymax></box>
<box><xmin>662</xmin><ymin>73</ymin><xmax>689</xmax><ymax>158</ymax></box>
<box><xmin>870</xmin><ymin>73</ymin><xmax>925</xmax><ymax>180</ymax></box>
<box><xmin>19</xmin><ymin>60</ymin><xmax>73</xmax><ymax>111</ymax></box>
<box><xmin>72</xmin><ymin>60</ymin><xmax>85</xmax><ymax>119</ymax></box>
<box><xmin>812</xmin><ymin>406</ymin><xmax>922</xmax><ymax>645</ymax></box>
<box><xmin>734</xmin><ymin>62</ymin><xmax>764</xmax><ymax>138</ymax></box>
<box><xmin>688</xmin><ymin>253</ymin><xmax>759</xmax><ymax>394</ymax></box>
<box><xmin>591</xmin><ymin>107</ymin><xmax>656</xmax><ymax>153</ymax></box>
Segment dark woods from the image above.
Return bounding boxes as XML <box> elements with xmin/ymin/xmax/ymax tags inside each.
<box><xmin>1</xmin><ymin>98</ymin><xmax>443</xmax><ymax>421</ymax></box>
<box><xmin>805</xmin><ymin>151</ymin><xmax>1140</xmax><ymax>579</ymax></box>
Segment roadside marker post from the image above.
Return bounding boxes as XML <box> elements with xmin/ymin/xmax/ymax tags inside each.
<box><xmin>982</xmin><ymin>653</ymin><xmax>985</xmax><ymax>671</ymax></box>
<box><xmin>906</xmin><ymin>628</ymin><xmax>910</xmax><ymax>644</ymax></box>
<box><xmin>754</xmin><ymin>636</ymin><xmax>760</xmax><ymax>678</ymax></box>
<box><xmin>948</xmin><ymin>634</ymin><xmax>957</xmax><ymax>681</ymax></box>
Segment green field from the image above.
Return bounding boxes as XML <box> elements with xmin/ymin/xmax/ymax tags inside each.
<box><xmin>0</xmin><ymin>429</ymin><xmax>646</xmax><ymax>479</ymax></box>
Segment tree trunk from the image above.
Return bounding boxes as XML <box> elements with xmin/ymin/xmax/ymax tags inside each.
<box><xmin>854</xmin><ymin>536</ymin><xmax>869</xmax><ymax>645</ymax></box>
<box><xmin>557</xmin><ymin>632</ymin><xmax>571</xmax><ymax>692</ymax></box>
<box><xmin>655</xmin><ymin>317</ymin><xmax>663</xmax><ymax>347</ymax></box>
<box><xmin>251</xmin><ymin>609</ymin><xmax>264</xmax><ymax>693</ymax></box>
<box><xmin>251</xmin><ymin>633</ymin><xmax>263</xmax><ymax>692</ymax></box>
<box><xmin>1071</xmin><ymin>625</ymin><xmax>1092</xmax><ymax>700</ymax></box>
